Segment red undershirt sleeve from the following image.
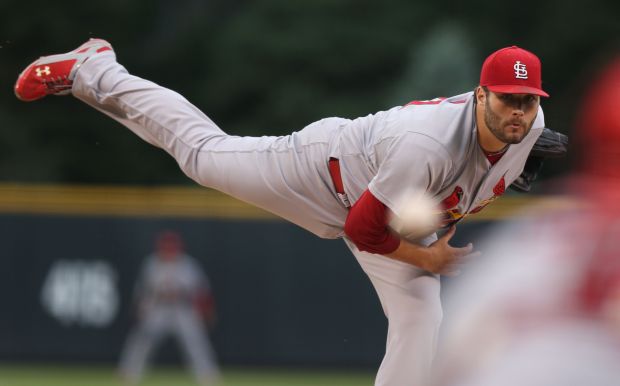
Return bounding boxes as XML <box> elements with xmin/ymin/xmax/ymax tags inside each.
<box><xmin>344</xmin><ymin>189</ymin><xmax>401</xmax><ymax>255</ymax></box>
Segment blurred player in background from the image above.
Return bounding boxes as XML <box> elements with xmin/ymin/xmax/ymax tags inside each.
<box><xmin>434</xmin><ymin>54</ymin><xmax>620</xmax><ymax>386</ymax></box>
<box><xmin>119</xmin><ymin>231</ymin><xmax>219</xmax><ymax>386</ymax></box>
<box><xmin>15</xmin><ymin>41</ymin><xmax>558</xmax><ymax>385</ymax></box>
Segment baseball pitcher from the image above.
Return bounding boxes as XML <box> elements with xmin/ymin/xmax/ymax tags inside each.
<box><xmin>16</xmin><ymin>41</ymin><xmax>551</xmax><ymax>385</ymax></box>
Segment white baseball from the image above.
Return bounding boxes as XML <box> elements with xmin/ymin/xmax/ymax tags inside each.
<box><xmin>389</xmin><ymin>191</ymin><xmax>441</xmax><ymax>240</ymax></box>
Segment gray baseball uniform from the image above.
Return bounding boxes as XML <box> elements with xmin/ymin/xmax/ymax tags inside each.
<box><xmin>73</xmin><ymin>51</ymin><xmax>543</xmax><ymax>385</ymax></box>
<box><xmin>119</xmin><ymin>253</ymin><xmax>219</xmax><ymax>385</ymax></box>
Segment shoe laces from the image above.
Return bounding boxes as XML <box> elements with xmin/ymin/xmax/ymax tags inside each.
<box><xmin>42</xmin><ymin>75</ymin><xmax>72</xmax><ymax>92</ymax></box>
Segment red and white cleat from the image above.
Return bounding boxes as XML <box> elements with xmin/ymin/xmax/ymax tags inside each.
<box><xmin>14</xmin><ymin>38</ymin><xmax>113</xmax><ymax>102</ymax></box>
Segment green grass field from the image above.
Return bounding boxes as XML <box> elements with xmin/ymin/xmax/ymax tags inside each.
<box><xmin>0</xmin><ymin>364</ymin><xmax>375</xmax><ymax>386</ymax></box>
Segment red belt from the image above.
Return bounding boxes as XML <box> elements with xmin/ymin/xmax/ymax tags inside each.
<box><xmin>328</xmin><ymin>158</ymin><xmax>351</xmax><ymax>208</ymax></box>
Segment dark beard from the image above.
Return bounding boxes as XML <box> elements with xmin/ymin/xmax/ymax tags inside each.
<box><xmin>484</xmin><ymin>98</ymin><xmax>533</xmax><ymax>144</ymax></box>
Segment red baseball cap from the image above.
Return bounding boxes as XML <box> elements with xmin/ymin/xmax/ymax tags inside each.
<box><xmin>480</xmin><ymin>46</ymin><xmax>549</xmax><ymax>97</ymax></box>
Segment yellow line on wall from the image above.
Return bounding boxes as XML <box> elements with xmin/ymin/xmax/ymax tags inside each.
<box><xmin>0</xmin><ymin>183</ymin><xmax>575</xmax><ymax>221</ymax></box>
<box><xmin>0</xmin><ymin>183</ymin><xmax>276</xmax><ymax>220</ymax></box>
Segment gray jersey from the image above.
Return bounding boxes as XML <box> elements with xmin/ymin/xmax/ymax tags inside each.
<box><xmin>137</xmin><ymin>254</ymin><xmax>209</xmax><ymax>306</ymax></box>
<box><xmin>336</xmin><ymin>92</ymin><xmax>544</xmax><ymax>223</ymax></box>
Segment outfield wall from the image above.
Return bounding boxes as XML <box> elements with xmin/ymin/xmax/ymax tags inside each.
<box><xmin>0</xmin><ymin>184</ymin><xmax>564</xmax><ymax>367</ymax></box>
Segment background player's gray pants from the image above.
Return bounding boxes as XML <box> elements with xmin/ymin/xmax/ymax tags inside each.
<box><xmin>119</xmin><ymin>306</ymin><xmax>219</xmax><ymax>384</ymax></box>
<box><xmin>74</xmin><ymin>54</ymin><xmax>442</xmax><ymax>385</ymax></box>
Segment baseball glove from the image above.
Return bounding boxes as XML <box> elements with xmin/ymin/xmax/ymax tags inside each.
<box><xmin>510</xmin><ymin>127</ymin><xmax>569</xmax><ymax>193</ymax></box>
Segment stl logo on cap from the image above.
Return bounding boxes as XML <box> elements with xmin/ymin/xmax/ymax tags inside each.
<box><xmin>480</xmin><ymin>45</ymin><xmax>549</xmax><ymax>97</ymax></box>
<box><xmin>514</xmin><ymin>61</ymin><xmax>528</xmax><ymax>79</ymax></box>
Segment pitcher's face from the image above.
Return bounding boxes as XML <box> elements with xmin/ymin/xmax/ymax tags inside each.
<box><xmin>483</xmin><ymin>91</ymin><xmax>539</xmax><ymax>144</ymax></box>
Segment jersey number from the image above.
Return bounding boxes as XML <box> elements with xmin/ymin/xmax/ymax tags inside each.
<box><xmin>405</xmin><ymin>97</ymin><xmax>447</xmax><ymax>106</ymax></box>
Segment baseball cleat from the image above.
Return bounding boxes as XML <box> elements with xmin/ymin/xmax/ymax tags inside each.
<box><xmin>14</xmin><ymin>38</ymin><xmax>113</xmax><ymax>102</ymax></box>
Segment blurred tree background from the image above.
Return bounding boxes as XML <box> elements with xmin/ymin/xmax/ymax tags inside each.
<box><xmin>1</xmin><ymin>0</ymin><xmax>618</xmax><ymax>185</ymax></box>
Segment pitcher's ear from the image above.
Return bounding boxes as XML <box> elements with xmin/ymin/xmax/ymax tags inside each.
<box><xmin>476</xmin><ymin>86</ymin><xmax>486</xmax><ymax>105</ymax></box>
